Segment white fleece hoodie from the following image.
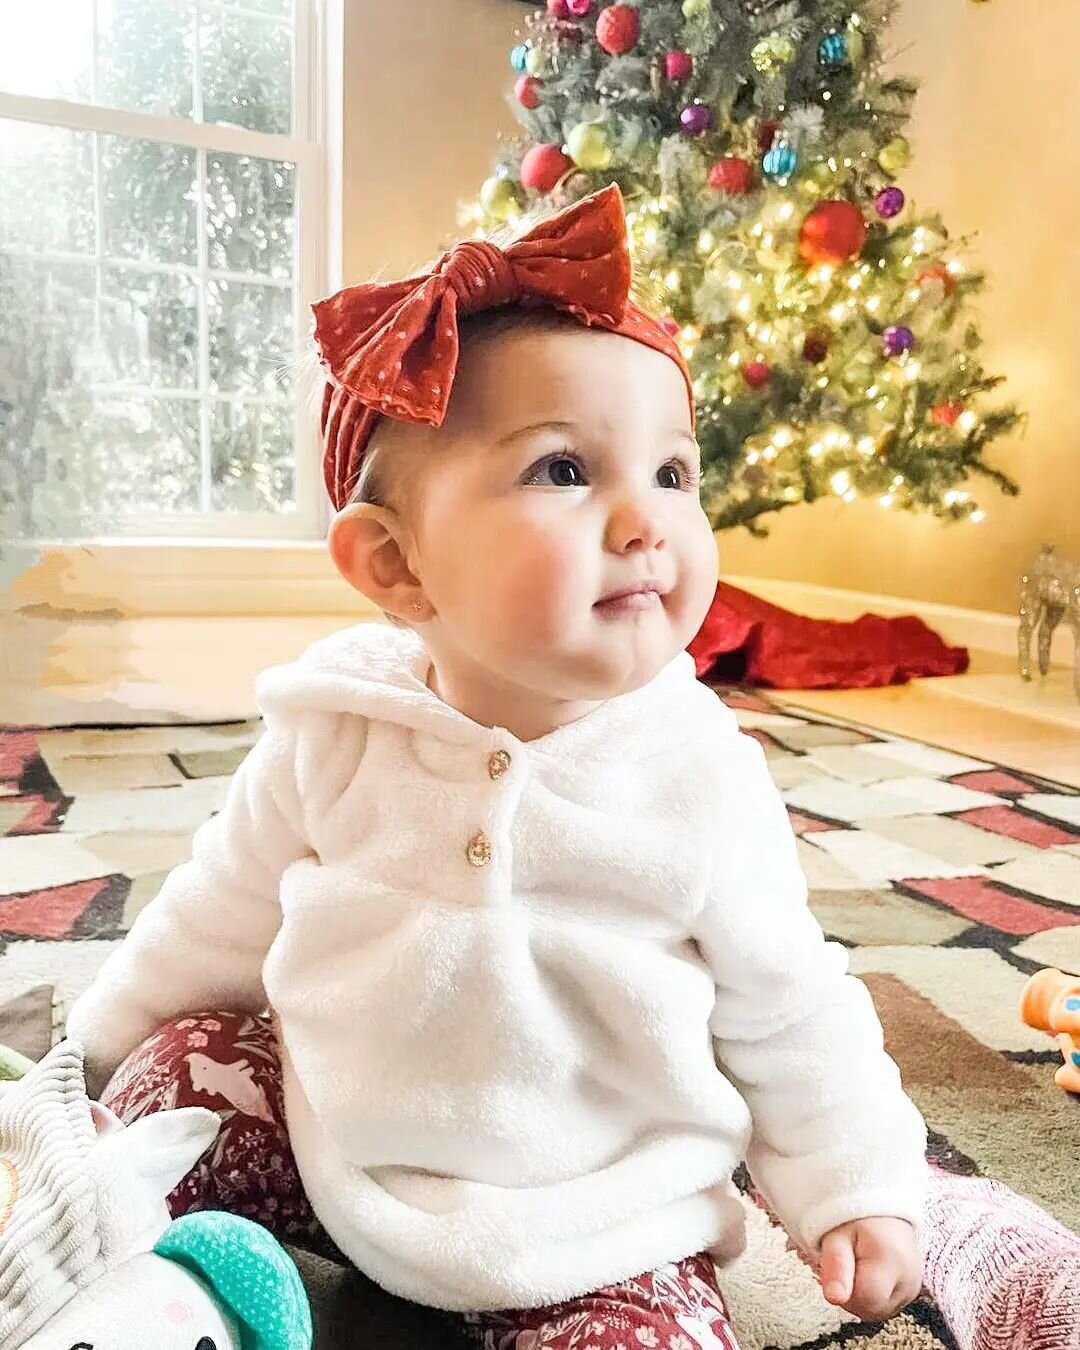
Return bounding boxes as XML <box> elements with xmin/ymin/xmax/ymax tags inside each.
<box><xmin>67</xmin><ymin>622</ymin><xmax>927</xmax><ymax>1312</ymax></box>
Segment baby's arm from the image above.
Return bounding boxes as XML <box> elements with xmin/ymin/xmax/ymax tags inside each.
<box><xmin>695</xmin><ymin>733</ymin><xmax>927</xmax><ymax>1259</ymax></box>
<box><xmin>67</xmin><ymin>721</ymin><xmax>310</xmax><ymax>1096</ymax></box>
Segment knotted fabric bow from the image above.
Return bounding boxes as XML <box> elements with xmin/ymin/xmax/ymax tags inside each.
<box><xmin>311</xmin><ymin>183</ymin><xmax>695</xmax><ymax>510</ymax></box>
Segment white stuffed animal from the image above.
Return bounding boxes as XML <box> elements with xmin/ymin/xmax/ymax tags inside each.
<box><xmin>0</xmin><ymin>1041</ymin><xmax>312</xmax><ymax>1350</ymax></box>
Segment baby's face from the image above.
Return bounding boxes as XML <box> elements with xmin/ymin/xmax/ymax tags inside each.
<box><xmin>411</xmin><ymin>320</ymin><xmax>719</xmax><ymax>703</ymax></box>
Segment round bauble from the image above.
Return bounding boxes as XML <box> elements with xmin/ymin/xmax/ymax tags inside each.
<box><xmin>480</xmin><ymin>176</ymin><xmax>524</xmax><ymax>222</ymax></box>
<box><xmin>567</xmin><ymin>120</ymin><xmax>613</xmax><ymax>170</ymax></box>
<box><xmin>883</xmin><ymin>325</ymin><xmax>916</xmax><ymax>357</ymax></box>
<box><xmin>515</xmin><ymin>75</ymin><xmax>541</xmax><ymax>109</ymax></box>
<box><xmin>742</xmin><ymin>361</ymin><xmax>772</xmax><ymax>389</ymax></box>
<box><xmin>708</xmin><ymin>156</ymin><xmax>754</xmax><ymax>194</ymax></box>
<box><xmin>874</xmin><ymin>186</ymin><xmax>905</xmax><ymax>219</ymax></box>
<box><xmin>520</xmin><ymin>142</ymin><xmax>572</xmax><ymax>192</ymax></box>
<box><xmin>596</xmin><ymin>4</ymin><xmax>641</xmax><ymax>54</ymax></box>
<box><xmin>878</xmin><ymin>136</ymin><xmax>911</xmax><ymax>177</ymax></box>
<box><xmin>915</xmin><ymin>262</ymin><xmax>957</xmax><ymax>299</ymax></box>
<box><xmin>802</xmin><ymin>331</ymin><xmax>830</xmax><ymax>364</ymax></box>
<box><xmin>680</xmin><ymin>103</ymin><xmax>713</xmax><ymax>136</ymax></box>
<box><xmin>510</xmin><ymin>44</ymin><xmax>529</xmax><ymax>73</ymax></box>
<box><xmin>798</xmin><ymin>199</ymin><xmax>867</xmax><ymax>266</ymax></box>
<box><xmin>818</xmin><ymin>32</ymin><xmax>848</xmax><ymax>68</ymax></box>
<box><xmin>665</xmin><ymin>50</ymin><xmax>694</xmax><ymax>81</ymax></box>
<box><xmin>932</xmin><ymin>402</ymin><xmax>965</xmax><ymax>427</ymax></box>
<box><xmin>763</xmin><ymin>143</ymin><xmax>798</xmax><ymax>180</ymax></box>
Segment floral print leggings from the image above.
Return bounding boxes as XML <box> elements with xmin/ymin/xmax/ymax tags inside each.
<box><xmin>101</xmin><ymin>1010</ymin><xmax>741</xmax><ymax>1350</ymax></box>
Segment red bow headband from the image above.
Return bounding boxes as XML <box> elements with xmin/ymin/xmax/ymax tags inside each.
<box><xmin>311</xmin><ymin>184</ymin><xmax>695</xmax><ymax>510</ymax></box>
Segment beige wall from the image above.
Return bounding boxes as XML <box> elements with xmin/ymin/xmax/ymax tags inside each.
<box><xmin>343</xmin><ymin>0</ymin><xmax>1079</xmax><ymax>616</ymax></box>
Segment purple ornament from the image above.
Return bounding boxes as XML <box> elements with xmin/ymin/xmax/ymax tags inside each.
<box><xmin>680</xmin><ymin>103</ymin><xmax>713</xmax><ymax>136</ymax></box>
<box><xmin>875</xmin><ymin>186</ymin><xmax>906</xmax><ymax>219</ymax></box>
<box><xmin>883</xmin><ymin>325</ymin><xmax>916</xmax><ymax>357</ymax></box>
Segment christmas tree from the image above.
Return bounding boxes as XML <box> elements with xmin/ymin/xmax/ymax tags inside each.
<box><xmin>463</xmin><ymin>0</ymin><xmax>1021</xmax><ymax>534</ymax></box>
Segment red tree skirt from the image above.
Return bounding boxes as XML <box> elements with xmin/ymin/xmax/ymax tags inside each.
<box><xmin>688</xmin><ymin>583</ymin><xmax>969</xmax><ymax>690</ymax></box>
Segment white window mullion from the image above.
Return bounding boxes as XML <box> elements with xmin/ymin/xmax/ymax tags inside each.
<box><xmin>196</xmin><ymin>144</ymin><xmax>213</xmax><ymax>514</ymax></box>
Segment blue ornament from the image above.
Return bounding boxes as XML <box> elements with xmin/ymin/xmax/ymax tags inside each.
<box><xmin>510</xmin><ymin>44</ymin><xmax>530</xmax><ymax>73</ymax></box>
<box><xmin>818</xmin><ymin>32</ymin><xmax>849</xmax><ymax>68</ymax></box>
<box><xmin>762</xmin><ymin>143</ymin><xmax>798</xmax><ymax>181</ymax></box>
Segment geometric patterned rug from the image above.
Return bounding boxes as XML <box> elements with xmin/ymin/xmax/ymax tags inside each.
<box><xmin>1</xmin><ymin>686</ymin><xmax>1078</xmax><ymax>1350</ymax></box>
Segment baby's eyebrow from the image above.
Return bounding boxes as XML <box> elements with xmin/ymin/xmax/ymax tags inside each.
<box><xmin>495</xmin><ymin>421</ymin><xmax>578</xmax><ymax>447</ymax></box>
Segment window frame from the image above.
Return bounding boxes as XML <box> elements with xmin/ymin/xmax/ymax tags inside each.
<box><xmin>0</xmin><ymin>0</ymin><xmax>340</xmax><ymax>543</ymax></box>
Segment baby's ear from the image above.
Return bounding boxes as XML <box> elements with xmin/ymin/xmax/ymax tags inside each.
<box><xmin>328</xmin><ymin>503</ymin><xmax>425</xmax><ymax>620</ymax></box>
<box><xmin>96</xmin><ymin>1107</ymin><xmax>220</xmax><ymax>1199</ymax></box>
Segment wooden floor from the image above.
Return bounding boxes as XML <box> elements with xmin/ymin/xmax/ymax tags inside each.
<box><xmin>791</xmin><ymin>651</ymin><xmax>1079</xmax><ymax>787</ymax></box>
<box><xmin>5</xmin><ymin>615</ymin><xmax>1078</xmax><ymax>787</ymax></box>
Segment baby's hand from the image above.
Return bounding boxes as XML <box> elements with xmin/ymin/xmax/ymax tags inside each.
<box><xmin>819</xmin><ymin>1217</ymin><xmax>922</xmax><ymax>1322</ymax></box>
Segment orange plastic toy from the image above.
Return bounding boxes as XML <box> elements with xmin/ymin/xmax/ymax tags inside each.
<box><xmin>1020</xmin><ymin>968</ymin><xmax>1080</xmax><ymax>1094</ymax></box>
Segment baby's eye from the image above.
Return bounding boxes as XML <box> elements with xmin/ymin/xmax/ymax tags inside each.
<box><xmin>522</xmin><ymin>454</ymin><xmax>587</xmax><ymax>487</ymax></box>
<box><xmin>656</xmin><ymin>458</ymin><xmax>698</xmax><ymax>490</ymax></box>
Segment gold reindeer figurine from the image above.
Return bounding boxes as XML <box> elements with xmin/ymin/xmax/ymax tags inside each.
<box><xmin>1018</xmin><ymin>545</ymin><xmax>1080</xmax><ymax>703</ymax></box>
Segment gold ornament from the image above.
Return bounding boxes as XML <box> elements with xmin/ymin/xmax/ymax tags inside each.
<box><xmin>878</xmin><ymin>136</ymin><xmax>912</xmax><ymax>177</ymax></box>
<box><xmin>682</xmin><ymin>0</ymin><xmax>710</xmax><ymax>16</ymax></box>
<box><xmin>524</xmin><ymin>46</ymin><xmax>545</xmax><ymax>77</ymax></box>
<box><xmin>480</xmin><ymin>176</ymin><xmax>523</xmax><ymax>223</ymax></box>
<box><xmin>845</xmin><ymin>17</ymin><xmax>866</xmax><ymax>64</ymax></box>
<box><xmin>567</xmin><ymin>120</ymin><xmax>613</xmax><ymax>170</ymax></box>
<box><xmin>751</xmin><ymin>32</ymin><xmax>796</xmax><ymax>75</ymax></box>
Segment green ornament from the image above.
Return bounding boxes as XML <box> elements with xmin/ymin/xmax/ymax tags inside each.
<box><xmin>480</xmin><ymin>175</ymin><xmax>523</xmax><ymax>222</ymax></box>
<box><xmin>845</xmin><ymin>17</ymin><xmax>866</xmax><ymax>64</ymax></box>
<box><xmin>567</xmin><ymin>120</ymin><xmax>613</xmax><ymax>170</ymax></box>
<box><xmin>682</xmin><ymin>0</ymin><xmax>710</xmax><ymax>17</ymax></box>
<box><xmin>878</xmin><ymin>136</ymin><xmax>911</xmax><ymax>177</ymax></box>
<box><xmin>524</xmin><ymin>46</ymin><xmax>545</xmax><ymax>77</ymax></box>
<box><xmin>797</xmin><ymin>159</ymin><xmax>834</xmax><ymax>196</ymax></box>
<box><xmin>155</xmin><ymin>1211</ymin><xmax>312</xmax><ymax>1350</ymax></box>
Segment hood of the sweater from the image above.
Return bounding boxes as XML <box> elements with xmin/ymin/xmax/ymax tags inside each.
<box><xmin>254</xmin><ymin>622</ymin><xmax>733</xmax><ymax>765</ymax></box>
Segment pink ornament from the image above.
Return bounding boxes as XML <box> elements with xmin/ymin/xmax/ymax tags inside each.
<box><xmin>547</xmin><ymin>0</ymin><xmax>572</xmax><ymax>14</ymax></box>
<box><xmin>659</xmin><ymin>317</ymin><xmax>681</xmax><ymax>337</ymax></box>
<box><xmin>566</xmin><ymin>0</ymin><xmax>592</xmax><ymax>14</ymax></box>
<box><xmin>875</xmin><ymin>186</ymin><xmax>906</xmax><ymax>219</ymax></box>
<box><xmin>665</xmin><ymin>50</ymin><xmax>694</xmax><ymax>81</ymax></box>
<box><xmin>680</xmin><ymin>103</ymin><xmax>713</xmax><ymax>136</ymax></box>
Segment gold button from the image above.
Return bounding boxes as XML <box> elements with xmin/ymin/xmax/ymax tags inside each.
<box><xmin>488</xmin><ymin>749</ymin><xmax>512</xmax><ymax>781</ymax></box>
<box><xmin>466</xmin><ymin>830</ymin><xmax>492</xmax><ymax>868</ymax></box>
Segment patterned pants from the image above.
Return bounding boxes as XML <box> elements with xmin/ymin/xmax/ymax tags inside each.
<box><xmin>101</xmin><ymin>1010</ymin><xmax>741</xmax><ymax>1349</ymax></box>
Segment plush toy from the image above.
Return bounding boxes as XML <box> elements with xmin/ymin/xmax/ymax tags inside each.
<box><xmin>1020</xmin><ymin>967</ymin><xmax>1080</xmax><ymax>1094</ymax></box>
<box><xmin>0</xmin><ymin>1040</ymin><xmax>312</xmax><ymax>1350</ymax></box>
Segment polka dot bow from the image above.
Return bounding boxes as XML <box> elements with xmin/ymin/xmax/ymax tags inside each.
<box><xmin>312</xmin><ymin>183</ymin><xmax>695</xmax><ymax>510</ymax></box>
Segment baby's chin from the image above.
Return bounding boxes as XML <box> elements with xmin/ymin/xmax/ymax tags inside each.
<box><xmin>541</xmin><ymin>633</ymin><xmax>685</xmax><ymax>703</ymax></box>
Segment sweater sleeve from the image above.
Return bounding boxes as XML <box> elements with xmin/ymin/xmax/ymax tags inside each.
<box><xmin>66</xmin><ymin>721</ymin><xmax>311</xmax><ymax>1097</ymax></box>
<box><xmin>694</xmin><ymin>731</ymin><xmax>928</xmax><ymax>1254</ymax></box>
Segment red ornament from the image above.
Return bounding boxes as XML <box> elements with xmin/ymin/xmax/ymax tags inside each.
<box><xmin>802</xmin><ymin>331</ymin><xmax>830</xmax><ymax>364</ymax></box>
<box><xmin>932</xmin><ymin>402</ymin><xmax>965</xmax><ymax>427</ymax></box>
<box><xmin>547</xmin><ymin>0</ymin><xmax>572</xmax><ymax>14</ymax></box>
<box><xmin>798</xmin><ymin>200</ymin><xmax>867</xmax><ymax>267</ymax></box>
<box><xmin>708</xmin><ymin>156</ymin><xmax>754</xmax><ymax>195</ymax></box>
<box><xmin>596</xmin><ymin>4</ymin><xmax>640</xmax><ymax>54</ymax></box>
<box><xmin>742</xmin><ymin>361</ymin><xmax>772</xmax><ymax>390</ymax></box>
<box><xmin>757</xmin><ymin>118</ymin><xmax>781</xmax><ymax>152</ymax></box>
<box><xmin>520</xmin><ymin>143</ymin><xmax>572</xmax><ymax>192</ymax></box>
<box><xmin>515</xmin><ymin>75</ymin><xmax>541</xmax><ymax>109</ymax></box>
<box><xmin>916</xmin><ymin>262</ymin><xmax>957</xmax><ymax>298</ymax></box>
<box><xmin>664</xmin><ymin>50</ymin><xmax>694</xmax><ymax>81</ymax></box>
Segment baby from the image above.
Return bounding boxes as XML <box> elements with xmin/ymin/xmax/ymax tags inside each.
<box><xmin>67</xmin><ymin>185</ymin><xmax>927</xmax><ymax>1346</ymax></box>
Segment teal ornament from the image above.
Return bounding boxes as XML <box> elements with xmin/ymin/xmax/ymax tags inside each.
<box><xmin>155</xmin><ymin>1211</ymin><xmax>313</xmax><ymax>1350</ymax></box>
<box><xmin>510</xmin><ymin>44</ymin><xmax>529</xmax><ymax>73</ymax></box>
<box><xmin>762</xmin><ymin>143</ymin><xmax>798</xmax><ymax>181</ymax></box>
<box><xmin>818</xmin><ymin>32</ymin><xmax>849</xmax><ymax>68</ymax></box>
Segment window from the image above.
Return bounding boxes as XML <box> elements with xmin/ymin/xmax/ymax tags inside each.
<box><xmin>0</xmin><ymin>0</ymin><xmax>334</xmax><ymax>541</ymax></box>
